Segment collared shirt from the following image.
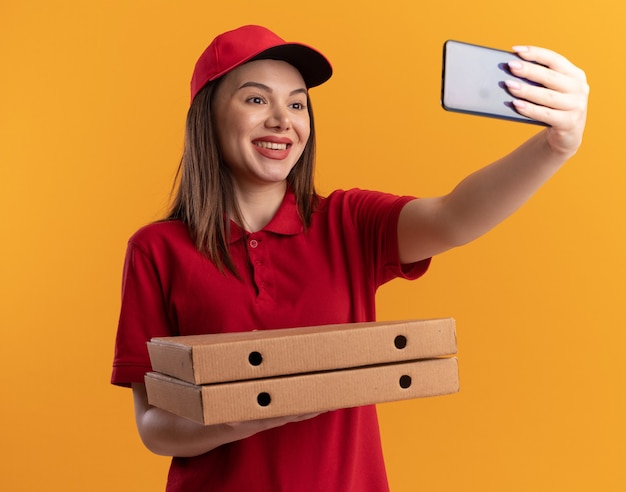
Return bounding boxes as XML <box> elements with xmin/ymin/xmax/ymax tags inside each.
<box><xmin>112</xmin><ymin>188</ymin><xmax>430</xmax><ymax>492</ymax></box>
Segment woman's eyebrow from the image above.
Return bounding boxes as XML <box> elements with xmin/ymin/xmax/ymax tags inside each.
<box><xmin>238</xmin><ymin>81</ymin><xmax>307</xmax><ymax>96</ymax></box>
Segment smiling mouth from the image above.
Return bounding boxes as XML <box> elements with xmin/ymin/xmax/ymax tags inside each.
<box><xmin>254</xmin><ymin>141</ymin><xmax>290</xmax><ymax>150</ymax></box>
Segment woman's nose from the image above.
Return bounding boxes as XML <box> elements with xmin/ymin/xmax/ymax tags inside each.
<box><xmin>265</xmin><ymin>107</ymin><xmax>290</xmax><ymax>131</ymax></box>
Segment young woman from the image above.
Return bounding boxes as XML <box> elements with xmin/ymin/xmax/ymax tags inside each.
<box><xmin>112</xmin><ymin>25</ymin><xmax>588</xmax><ymax>491</ymax></box>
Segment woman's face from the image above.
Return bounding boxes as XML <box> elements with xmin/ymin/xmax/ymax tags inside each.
<box><xmin>213</xmin><ymin>59</ymin><xmax>311</xmax><ymax>192</ymax></box>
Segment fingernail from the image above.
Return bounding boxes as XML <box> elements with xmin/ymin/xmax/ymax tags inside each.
<box><xmin>504</xmin><ymin>80</ymin><xmax>522</xmax><ymax>90</ymax></box>
<box><xmin>512</xmin><ymin>99</ymin><xmax>527</xmax><ymax>109</ymax></box>
<box><xmin>512</xmin><ymin>45</ymin><xmax>529</xmax><ymax>53</ymax></box>
<box><xmin>508</xmin><ymin>60</ymin><xmax>523</xmax><ymax>70</ymax></box>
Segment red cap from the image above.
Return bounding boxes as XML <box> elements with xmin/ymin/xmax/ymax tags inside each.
<box><xmin>190</xmin><ymin>25</ymin><xmax>333</xmax><ymax>103</ymax></box>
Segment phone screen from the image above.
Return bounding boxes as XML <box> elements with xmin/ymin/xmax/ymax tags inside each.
<box><xmin>441</xmin><ymin>40</ymin><xmax>546</xmax><ymax>125</ymax></box>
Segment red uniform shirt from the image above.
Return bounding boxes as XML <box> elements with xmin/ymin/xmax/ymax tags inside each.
<box><xmin>112</xmin><ymin>188</ymin><xmax>430</xmax><ymax>491</ymax></box>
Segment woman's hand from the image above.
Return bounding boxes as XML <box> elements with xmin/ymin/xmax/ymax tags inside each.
<box><xmin>223</xmin><ymin>412</ymin><xmax>324</xmax><ymax>439</ymax></box>
<box><xmin>132</xmin><ymin>383</ymin><xmax>323</xmax><ymax>457</ymax></box>
<box><xmin>505</xmin><ymin>46</ymin><xmax>589</xmax><ymax>158</ymax></box>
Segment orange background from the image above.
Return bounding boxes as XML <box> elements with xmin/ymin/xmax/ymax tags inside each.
<box><xmin>1</xmin><ymin>1</ymin><xmax>624</xmax><ymax>490</ymax></box>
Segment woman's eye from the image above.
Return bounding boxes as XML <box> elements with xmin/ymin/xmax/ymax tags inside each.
<box><xmin>247</xmin><ymin>96</ymin><xmax>265</xmax><ymax>104</ymax></box>
<box><xmin>291</xmin><ymin>102</ymin><xmax>306</xmax><ymax>110</ymax></box>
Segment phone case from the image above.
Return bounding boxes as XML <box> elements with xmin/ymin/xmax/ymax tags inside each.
<box><xmin>441</xmin><ymin>40</ymin><xmax>547</xmax><ymax>126</ymax></box>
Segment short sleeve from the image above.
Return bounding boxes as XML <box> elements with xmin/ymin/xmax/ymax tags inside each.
<box><xmin>340</xmin><ymin>189</ymin><xmax>431</xmax><ymax>287</ymax></box>
<box><xmin>111</xmin><ymin>240</ymin><xmax>174</xmax><ymax>387</ymax></box>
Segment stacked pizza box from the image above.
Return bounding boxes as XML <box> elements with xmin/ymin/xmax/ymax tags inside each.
<box><xmin>144</xmin><ymin>318</ymin><xmax>459</xmax><ymax>425</ymax></box>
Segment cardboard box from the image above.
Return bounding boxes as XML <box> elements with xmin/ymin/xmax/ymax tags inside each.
<box><xmin>147</xmin><ymin>318</ymin><xmax>456</xmax><ymax>384</ymax></box>
<box><xmin>145</xmin><ymin>357</ymin><xmax>459</xmax><ymax>425</ymax></box>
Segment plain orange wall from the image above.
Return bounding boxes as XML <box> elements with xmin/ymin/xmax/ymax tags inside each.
<box><xmin>1</xmin><ymin>1</ymin><xmax>624</xmax><ymax>490</ymax></box>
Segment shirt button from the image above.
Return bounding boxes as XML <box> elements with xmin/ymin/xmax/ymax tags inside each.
<box><xmin>249</xmin><ymin>239</ymin><xmax>259</xmax><ymax>248</ymax></box>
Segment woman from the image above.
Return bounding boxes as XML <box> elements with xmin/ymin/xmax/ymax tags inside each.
<box><xmin>112</xmin><ymin>25</ymin><xmax>588</xmax><ymax>491</ymax></box>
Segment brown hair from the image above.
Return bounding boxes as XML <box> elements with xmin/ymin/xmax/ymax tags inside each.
<box><xmin>167</xmin><ymin>79</ymin><xmax>319</xmax><ymax>275</ymax></box>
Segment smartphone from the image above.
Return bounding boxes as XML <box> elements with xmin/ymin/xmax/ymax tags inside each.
<box><xmin>441</xmin><ymin>40</ymin><xmax>547</xmax><ymax>126</ymax></box>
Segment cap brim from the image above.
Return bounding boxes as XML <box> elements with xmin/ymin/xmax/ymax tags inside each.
<box><xmin>251</xmin><ymin>44</ymin><xmax>332</xmax><ymax>88</ymax></box>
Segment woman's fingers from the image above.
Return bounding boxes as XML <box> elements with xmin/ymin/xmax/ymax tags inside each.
<box><xmin>504</xmin><ymin>46</ymin><xmax>589</xmax><ymax>154</ymax></box>
<box><xmin>513</xmin><ymin>45</ymin><xmax>587</xmax><ymax>82</ymax></box>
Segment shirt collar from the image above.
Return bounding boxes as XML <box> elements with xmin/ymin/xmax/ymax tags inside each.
<box><xmin>229</xmin><ymin>189</ymin><xmax>305</xmax><ymax>243</ymax></box>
